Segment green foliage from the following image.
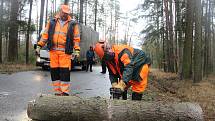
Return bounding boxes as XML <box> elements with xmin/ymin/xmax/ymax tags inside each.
<box><xmin>18</xmin><ymin>20</ymin><xmax>36</xmax><ymax>33</ymax></box>
<box><xmin>135</xmin><ymin>0</ymin><xmax>164</xmax><ymax>68</ymax></box>
<box><xmin>18</xmin><ymin>41</ymin><xmax>36</xmax><ymax>64</ymax></box>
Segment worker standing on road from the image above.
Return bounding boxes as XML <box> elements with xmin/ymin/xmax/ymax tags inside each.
<box><xmin>94</xmin><ymin>40</ymin><xmax>151</xmax><ymax>100</ymax></box>
<box><xmin>100</xmin><ymin>60</ymin><xmax>106</xmax><ymax>74</ymax></box>
<box><xmin>35</xmin><ymin>5</ymin><xmax>80</xmax><ymax>96</ymax></box>
<box><xmin>86</xmin><ymin>46</ymin><xmax>95</xmax><ymax>72</ymax></box>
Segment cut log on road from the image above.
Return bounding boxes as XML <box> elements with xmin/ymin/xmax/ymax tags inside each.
<box><xmin>27</xmin><ymin>95</ymin><xmax>204</xmax><ymax>121</ymax></box>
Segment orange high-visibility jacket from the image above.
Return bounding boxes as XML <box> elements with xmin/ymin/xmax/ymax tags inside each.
<box><xmin>38</xmin><ymin>14</ymin><xmax>80</xmax><ymax>52</ymax></box>
<box><xmin>106</xmin><ymin>45</ymin><xmax>151</xmax><ymax>84</ymax></box>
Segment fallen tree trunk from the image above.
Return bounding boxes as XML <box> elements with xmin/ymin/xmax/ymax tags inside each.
<box><xmin>27</xmin><ymin>95</ymin><xmax>204</xmax><ymax>121</ymax></box>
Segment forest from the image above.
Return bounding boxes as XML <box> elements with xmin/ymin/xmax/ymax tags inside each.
<box><xmin>0</xmin><ymin>0</ymin><xmax>214</xmax><ymax>120</ymax></box>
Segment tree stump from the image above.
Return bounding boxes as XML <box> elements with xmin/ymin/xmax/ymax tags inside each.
<box><xmin>27</xmin><ymin>95</ymin><xmax>204</xmax><ymax>121</ymax></box>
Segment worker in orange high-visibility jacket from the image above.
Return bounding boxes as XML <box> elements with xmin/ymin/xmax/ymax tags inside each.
<box><xmin>94</xmin><ymin>40</ymin><xmax>151</xmax><ymax>100</ymax></box>
<box><xmin>36</xmin><ymin>5</ymin><xmax>80</xmax><ymax>96</ymax></box>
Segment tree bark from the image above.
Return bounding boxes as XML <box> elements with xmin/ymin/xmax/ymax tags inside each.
<box><xmin>45</xmin><ymin>0</ymin><xmax>48</xmax><ymax>25</ymax></box>
<box><xmin>54</xmin><ymin>0</ymin><xmax>56</xmax><ymax>13</ymax></box>
<box><xmin>8</xmin><ymin>0</ymin><xmax>19</xmax><ymax>62</ymax></box>
<box><xmin>182</xmin><ymin>0</ymin><xmax>194</xmax><ymax>79</ymax></box>
<box><xmin>161</xmin><ymin>0</ymin><xmax>167</xmax><ymax>71</ymax></box>
<box><xmin>207</xmin><ymin>0</ymin><xmax>212</xmax><ymax>74</ymax></box>
<box><xmin>155</xmin><ymin>0</ymin><xmax>161</xmax><ymax>70</ymax></box>
<box><xmin>0</xmin><ymin>0</ymin><xmax>3</xmax><ymax>63</ymax></box>
<box><xmin>94</xmin><ymin>0</ymin><xmax>98</xmax><ymax>31</ymax></box>
<box><xmin>164</xmin><ymin>0</ymin><xmax>169</xmax><ymax>72</ymax></box>
<box><xmin>175</xmin><ymin>0</ymin><xmax>183</xmax><ymax>78</ymax></box>
<box><xmin>27</xmin><ymin>95</ymin><xmax>204</xmax><ymax>121</ymax></box>
<box><xmin>203</xmin><ymin>0</ymin><xmax>211</xmax><ymax>76</ymax></box>
<box><xmin>213</xmin><ymin>7</ymin><xmax>215</xmax><ymax>73</ymax></box>
<box><xmin>26</xmin><ymin>0</ymin><xmax>33</xmax><ymax>64</ymax></box>
<box><xmin>39</xmin><ymin>0</ymin><xmax>45</xmax><ymax>35</ymax></box>
<box><xmin>79</xmin><ymin>0</ymin><xmax>84</xmax><ymax>24</ymax></box>
<box><xmin>84</xmin><ymin>0</ymin><xmax>87</xmax><ymax>25</ymax></box>
<box><xmin>193</xmin><ymin>0</ymin><xmax>202</xmax><ymax>83</ymax></box>
<box><xmin>168</xmin><ymin>0</ymin><xmax>175</xmax><ymax>73</ymax></box>
<box><xmin>174</xmin><ymin>0</ymin><xmax>178</xmax><ymax>73</ymax></box>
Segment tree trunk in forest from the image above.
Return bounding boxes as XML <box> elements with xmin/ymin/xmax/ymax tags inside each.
<box><xmin>164</xmin><ymin>0</ymin><xmax>169</xmax><ymax>72</ymax></box>
<box><xmin>169</xmin><ymin>0</ymin><xmax>175</xmax><ymax>73</ymax></box>
<box><xmin>71</xmin><ymin>1</ymin><xmax>74</xmax><ymax>16</ymax></box>
<box><xmin>175</xmin><ymin>0</ymin><xmax>183</xmax><ymax>78</ymax></box>
<box><xmin>213</xmin><ymin>8</ymin><xmax>215</xmax><ymax>73</ymax></box>
<box><xmin>39</xmin><ymin>0</ymin><xmax>45</xmax><ymax>35</ymax></box>
<box><xmin>54</xmin><ymin>0</ymin><xmax>56</xmax><ymax>13</ymax></box>
<box><xmin>77</xmin><ymin>0</ymin><xmax>80</xmax><ymax>22</ymax></box>
<box><xmin>26</xmin><ymin>0</ymin><xmax>33</xmax><ymax>64</ymax></box>
<box><xmin>84</xmin><ymin>0</ymin><xmax>87</xmax><ymax>25</ymax></box>
<box><xmin>113</xmin><ymin>0</ymin><xmax>117</xmax><ymax>44</ymax></box>
<box><xmin>94</xmin><ymin>0</ymin><xmax>98</xmax><ymax>31</ymax></box>
<box><xmin>208</xmin><ymin>1</ymin><xmax>213</xmax><ymax>73</ymax></box>
<box><xmin>182</xmin><ymin>0</ymin><xmax>194</xmax><ymax>79</ymax></box>
<box><xmin>18</xmin><ymin>14</ymin><xmax>21</xmax><ymax>50</ymax></box>
<box><xmin>208</xmin><ymin>0</ymin><xmax>212</xmax><ymax>73</ymax></box>
<box><xmin>79</xmin><ymin>0</ymin><xmax>84</xmax><ymax>24</ymax></box>
<box><xmin>8</xmin><ymin>0</ymin><xmax>19</xmax><ymax>62</ymax></box>
<box><xmin>5</xmin><ymin>28</ymin><xmax>8</xmax><ymax>61</ymax></box>
<box><xmin>161</xmin><ymin>0</ymin><xmax>166</xmax><ymax>71</ymax></box>
<box><xmin>174</xmin><ymin>0</ymin><xmax>178</xmax><ymax>73</ymax></box>
<box><xmin>0</xmin><ymin>0</ymin><xmax>3</xmax><ymax>63</ymax></box>
<box><xmin>45</xmin><ymin>0</ymin><xmax>48</xmax><ymax>25</ymax></box>
<box><xmin>204</xmin><ymin>0</ymin><xmax>211</xmax><ymax>76</ymax></box>
<box><xmin>213</xmin><ymin>33</ymin><xmax>215</xmax><ymax>73</ymax></box>
<box><xmin>155</xmin><ymin>0</ymin><xmax>161</xmax><ymax>69</ymax></box>
<box><xmin>193</xmin><ymin>0</ymin><xmax>202</xmax><ymax>83</ymax></box>
<box><xmin>27</xmin><ymin>95</ymin><xmax>204</xmax><ymax>121</ymax></box>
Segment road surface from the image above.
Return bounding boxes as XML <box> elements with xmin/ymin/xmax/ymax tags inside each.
<box><xmin>0</xmin><ymin>66</ymin><xmax>110</xmax><ymax>121</ymax></box>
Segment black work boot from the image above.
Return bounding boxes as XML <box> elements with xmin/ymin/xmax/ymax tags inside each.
<box><xmin>122</xmin><ymin>90</ymin><xmax>127</xmax><ymax>100</ymax></box>
<box><xmin>132</xmin><ymin>92</ymin><xmax>143</xmax><ymax>101</ymax></box>
<box><xmin>54</xmin><ymin>93</ymin><xmax>62</xmax><ymax>96</ymax></box>
<box><xmin>61</xmin><ymin>92</ymin><xmax>69</xmax><ymax>96</ymax></box>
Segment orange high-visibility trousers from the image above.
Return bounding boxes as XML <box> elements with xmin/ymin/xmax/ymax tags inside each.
<box><xmin>50</xmin><ymin>50</ymin><xmax>71</xmax><ymax>94</ymax></box>
<box><xmin>50</xmin><ymin>50</ymin><xmax>71</xmax><ymax>68</ymax></box>
<box><xmin>128</xmin><ymin>64</ymin><xmax>149</xmax><ymax>93</ymax></box>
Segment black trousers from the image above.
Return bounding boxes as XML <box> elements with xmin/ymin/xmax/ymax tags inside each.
<box><xmin>101</xmin><ymin>60</ymin><xmax>106</xmax><ymax>73</ymax></box>
<box><xmin>86</xmin><ymin>59</ymin><xmax>93</xmax><ymax>71</ymax></box>
<box><xmin>50</xmin><ymin>67</ymin><xmax>70</xmax><ymax>82</ymax></box>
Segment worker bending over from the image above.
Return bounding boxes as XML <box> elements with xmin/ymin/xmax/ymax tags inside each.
<box><xmin>94</xmin><ymin>40</ymin><xmax>151</xmax><ymax>100</ymax></box>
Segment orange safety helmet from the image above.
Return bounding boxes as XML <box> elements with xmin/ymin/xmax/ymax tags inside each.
<box><xmin>94</xmin><ymin>40</ymin><xmax>109</xmax><ymax>59</ymax></box>
<box><xmin>61</xmin><ymin>5</ymin><xmax>70</xmax><ymax>14</ymax></box>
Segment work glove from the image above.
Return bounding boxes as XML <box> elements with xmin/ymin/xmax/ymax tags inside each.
<box><xmin>73</xmin><ymin>50</ymin><xmax>80</xmax><ymax>58</ymax></box>
<box><xmin>35</xmin><ymin>46</ymin><xmax>41</xmax><ymax>55</ymax></box>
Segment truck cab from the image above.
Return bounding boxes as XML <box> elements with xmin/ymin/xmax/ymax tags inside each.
<box><xmin>35</xmin><ymin>46</ymin><xmax>50</xmax><ymax>70</ymax></box>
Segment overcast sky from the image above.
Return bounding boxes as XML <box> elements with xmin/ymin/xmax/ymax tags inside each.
<box><xmin>118</xmin><ymin>0</ymin><xmax>143</xmax><ymax>49</ymax></box>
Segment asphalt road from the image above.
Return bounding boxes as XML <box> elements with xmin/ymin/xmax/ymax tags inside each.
<box><xmin>0</xmin><ymin>66</ymin><xmax>110</xmax><ymax>121</ymax></box>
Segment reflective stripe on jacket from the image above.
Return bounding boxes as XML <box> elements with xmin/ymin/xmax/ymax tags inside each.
<box><xmin>37</xmin><ymin>15</ymin><xmax>80</xmax><ymax>54</ymax></box>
